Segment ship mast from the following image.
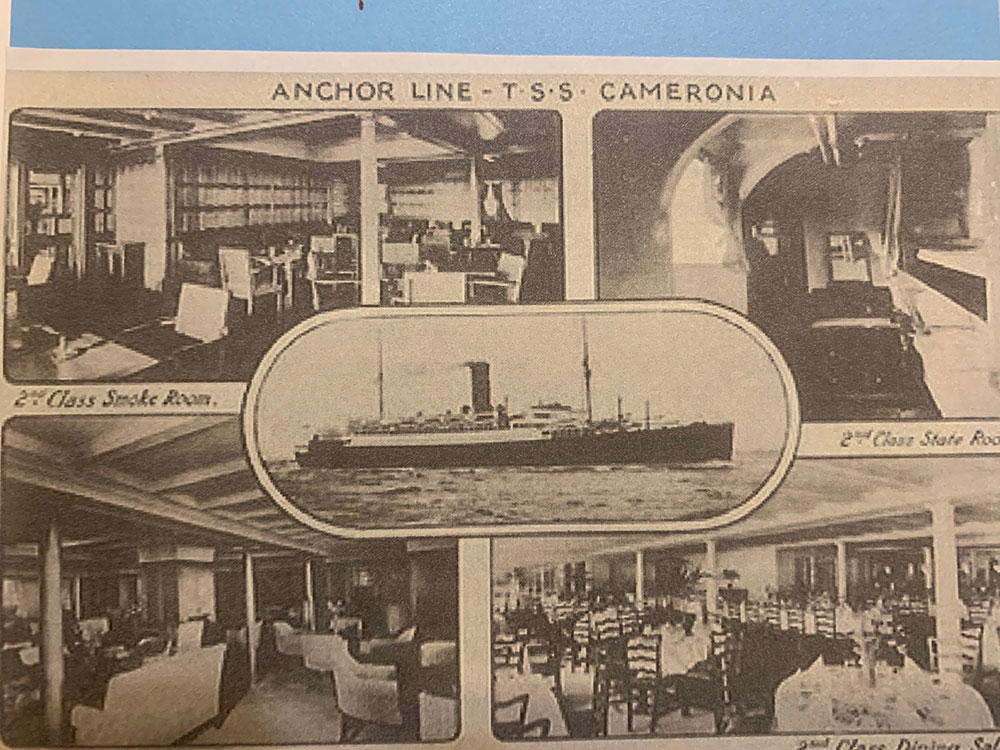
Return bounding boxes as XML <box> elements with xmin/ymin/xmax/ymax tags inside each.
<box><xmin>582</xmin><ymin>319</ymin><xmax>593</xmax><ymax>425</ymax></box>
<box><xmin>377</xmin><ymin>337</ymin><xmax>385</xmax><ymax>422</ymax></box>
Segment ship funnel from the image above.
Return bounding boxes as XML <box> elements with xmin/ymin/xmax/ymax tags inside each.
<box><xmin>464</xmin><ymin>361</ymin><xmax>492</xmax><ymax>413</ymax></box>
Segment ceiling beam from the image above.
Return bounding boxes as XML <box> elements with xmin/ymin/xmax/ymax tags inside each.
<box><xmin>113</xmin><ymin>111</ymin><xmax>364</xmax><ymax>152</ymax></box>
<box><xmin>18</xmin><ymin>110</ymin><xmax>157</xmax><ymax>138</ymax></box>
<box><xmin>78</xmin><ymin>416</ymin><xmax>232</xmax><ymax>463</ymax></box>
<box><xmin>5</xmin><ymin>454</ymin><xmax>331</xmax><ymax>555</ymax></box>
<box><xmin>200</xmin><ymin>489</ymin><xmax>267</xmax><ymax>510</ymax></box>
<box><xmin>11</xmin><ymin>120</ymin><xmax>123</xmax><ymax>141</ymax></box>
<box><xmin>147</xmin><ymin>458</ymin><xmax>249</xmax><ymax>492</ymax></box>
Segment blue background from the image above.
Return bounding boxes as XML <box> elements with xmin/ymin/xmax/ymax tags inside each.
<box><xmin>9</xmin><ymin>0</ymin><xmax>1000</xmax><ymax>59</ymax></box>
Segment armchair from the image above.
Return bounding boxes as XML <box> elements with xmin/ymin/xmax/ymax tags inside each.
<box><xmin>468</xmin><ymin>251</ymin><xmax>527</xmax><ymax>303</ymax></box>
<box><xmin>272</xmin><ymin>621</ymin><xmax>303</xmax><ymax>658</ymax></box>
<box><xmin>328</xmin><ymin>635</ymin><xmax>403</xmax><ymax>740</ymax></box>
<box><xmin>218</xmin><ymin>247</ymin><xmax>281</xmax><ymax>317</ymax></box>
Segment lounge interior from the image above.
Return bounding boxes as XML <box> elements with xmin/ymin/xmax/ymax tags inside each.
<box><xmin>1</xmin><ymin>416</ymin><xmax>459</xmax><ymax>746</ymax></box>
<box><xmin>595</xmin><ymin>112</ymin><xmax>1000</xmax><ymax>421</ymax></box>
<box><xmin>492</xmin><ymin>457</ymin><xmax>1000</xmax><ymax>738</ymax></box>
<box><xmin>5</xmin><ymin>108</ymin><xmax>564</xmax><ymax>382</ymax></box>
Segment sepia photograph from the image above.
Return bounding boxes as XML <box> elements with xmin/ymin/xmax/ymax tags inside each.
<box><xmin>594</xmin><ymin>111</ymin><xmax>1000</xmax><ymax>421</ymax></box>
<box><xmin>1</xmin><ymin>416</ymin><xmax>459</xmax><ymax>746</ymax></box>
<box><xmin>4</xmin><ymin>107</ymin><xmax>563</xmax><ymax>382</ymax></box>
<box><xmin>247</xmin><ymin>304</ymin><xmax>796</xmax><ymax>532</ymax></box>
<box><xmin>491</xmin><ymin>456</ymin><xmax>1000</xmax><ymax>738</ymax></box>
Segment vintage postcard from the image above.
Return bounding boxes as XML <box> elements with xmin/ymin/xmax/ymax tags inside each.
<box><xmin>0</xmin><ymin>57</ymin><xmax>999</xmax><ymax>750</ymax></box>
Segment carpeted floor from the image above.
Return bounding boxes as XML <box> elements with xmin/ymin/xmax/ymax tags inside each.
<box><xmin>192</xmin><ymin>671</ymin><xmax>343</xmax><ymax>745</ymax></box>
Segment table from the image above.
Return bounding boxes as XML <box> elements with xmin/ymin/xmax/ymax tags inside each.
<box><xmin>494</xmin><ymin>671</ymin><xmax>569</xmax><ymax>737</ymax></box>
<box><xmin>401</xmin><ymin>271</ymin><xmax>470</xmax><ymax>303</ymax></box>
<box><xmin>256</xmin><ymin>252</ymin><xmax>303</xmax><ymax>308</ymax></box>
<box><xmin>774</xmin><ymin>657</ymin><xmax>994</xmax><ymax>732</ymax></box>
<box><xmin>52</xmin><ymin>335</ymin><xmax>158</xmax><ymax>381</ymax></box>
<box><xmin>651</xmin><ymin>624</ymin><xmax>710</xmax><ymax>676</ymax></box>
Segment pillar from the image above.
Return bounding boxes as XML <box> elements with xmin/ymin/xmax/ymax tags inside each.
<box><xmin>635</xmin><ymin>550</ymin><xmax>645</xmax><ymax>609</ymax></box>
<box><xmin>359</xmin><ymin>113</ymin><xmax>380</xmax><ymax>305</ymax></box>
<box><xmin>562</xmin><ymin>115</ymin><xmax>596</xmax><ymax>300</ymax></box>
<box><xmin>304</xmin><ymin>559</ymin><xmax>315</xmax><ymax>631</ymax></box>
<box><xmin>923</xmin><ymin>546</ymin><xmax>934</xmax><ymax>592</ymax></box>
<box><xmin>469</xmin><ymin>157</ymin><xmax>481</xmax><ymax>244</ymax></box>
<box><xmin>705</xmin><ymin>540</ymin><xmax>718</xmax><ymax>615</ymax></box>
<box><xmin>983</xmin><ymin>115</ymin><xmax>1000</xmax><ymax>356</ymax></box>
<box><xmin>931</xmin><ymin>502</ymin><xmax>963</xmax><ymax>675</ymax></box>
<box><xmin>41</xmin><ymin>521</ymin><xmax>64</xmax><ymax>744</ymax></box>
<box><xmin>836</xmin><ymin>541</ymin><xmax>848</xmax><ymax>603</ymax></box>
<box><xmin>244</xmin><ymin>552</ymin><xmax>257</xmax><ymax>683</ymax></box>
<box><xmin>72</xmin><ymin>574</ymin><xmax>82</xmax><ymax>620</ymax></box>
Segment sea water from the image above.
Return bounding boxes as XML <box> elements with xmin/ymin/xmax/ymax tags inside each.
<box><xmin>264</xmin><ymin>451</ymin><xmax>781</xmax><ymax>529</ymax></box>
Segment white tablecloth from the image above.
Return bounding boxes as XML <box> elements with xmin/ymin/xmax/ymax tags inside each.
<box><xmin>652</xmin><ymin>623</ymin><xmax>710</xmax><ymax>676</ymax></box>
<box><xmin>774</xmin><ymin>657</ymin><xmax>994</xmax><ymax>732</ymax></box>
<box><xmin>494</xmin><ymin>672</ymin><xmax>568</xmax><ymax>737</ymax></box>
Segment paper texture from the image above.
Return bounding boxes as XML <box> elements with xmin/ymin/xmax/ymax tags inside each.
<box><xmin>1</xmin><ymin>58</ymin><xmax>999</xmax><ymax>750</ymax></box>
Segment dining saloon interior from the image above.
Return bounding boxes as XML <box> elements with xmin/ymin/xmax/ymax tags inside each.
<box><xmin>595</xmin><ymin>111</ymin><xmax>1000</xmax><ymax>421</ymax></box>
<box><xmin>0</xmin><ymin>416</ymin><xmax>460</xmax><ymax>746</ymax></box>
<box><xmin>491</xmin><ymin>456</ymin><xmax>1000</xmax><ymax>739</ymax></box>
<box><xmin>4</xmin><ymin>108</ymin><xmax>563</xmax><ymax>381</ymax></box>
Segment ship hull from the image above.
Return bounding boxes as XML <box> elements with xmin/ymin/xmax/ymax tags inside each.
<box><xmin>295</xmin><ymin>422</ymin><xmax>734</xmax><ymax>469</ymax></box>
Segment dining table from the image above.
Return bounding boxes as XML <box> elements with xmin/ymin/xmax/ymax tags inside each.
<box><xmin>773</xmin><ymin>656</ymin><xmax>994</xmax><ymax>732</ymax></box>
<box><xmin>494</xmin><ymin>670</ymin><xmax>569</xmax><ymax>737</ymax></box>
<box><xmin>651</xmin><ymin>623</ymin><xmax>711</xmax><ymax>676</ymax></box>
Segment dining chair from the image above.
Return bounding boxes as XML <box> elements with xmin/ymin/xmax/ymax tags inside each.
<box><xmin>468</xmin><ymin>251</ymin><xmax>527</xmax><ymax>303</ymax></box>
<box><xmin>493</xmin><ymin>692</ymin><xmax>551</xmax><ymax>739</ymax></box>
<box><xmin>307</xmin><ymin>236</ymin><xmax>360</xmax><ymax>311</ymax></box>
<box><xmin>625</xmin><ymin>633</ymin><xmax>671</xmax><ymax>733</ymax></box>
<box><xmin>218</xmin><ymin>247</ymin><xmax>281</xmax><ymax>317</ymax></box>
<box><xmin>175</xmin><ymin>619</ymin><xmax>205</xmax><ymax>653</ymax></box>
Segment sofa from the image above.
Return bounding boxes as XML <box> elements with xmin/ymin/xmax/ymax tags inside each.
<box><xmin>70</xmin><ymin>643</ymin><xmax>227</xmax><ymax>745</ymax></box>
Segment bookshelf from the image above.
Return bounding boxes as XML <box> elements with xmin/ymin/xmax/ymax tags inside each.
<box><xmin>173</xmin><ymin>160</ymin><xmax>351</xmax><ymax>234</ymax></box>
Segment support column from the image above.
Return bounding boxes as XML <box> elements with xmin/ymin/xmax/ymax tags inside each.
<box><xmin>359</xmin><ymin>113</ymin><xmax>380</xmax><ymax>305</ymax></box>
<box><xmin>923</xmin><ymin>546</ymin><xmax>934</xmax><ymax>593</ymax></box>
<box><xmin>562</xmin><ymin>115</ymin><xmax>596</xmax><ymax>300</ymax></box>
<box><xmin>836</xmin><ymin>541</ymin><xmax>848</xmax><ymax>603</ymax></box>
<box><xmin>41</xmin><ymin>521</ymin><xmax>64</xmax><ymax>744</ymax></box>
<box><xmin>469</xmin><ymin>157</ymin><xmax>481</xmax><ymax>244</ymax></box>
<box><xmin>635</xmin><ymin>550</ymin><xmax>645</xmax><ymax>609</ymax></box>
<box><xmin>72</xmin><ymin>574</ymin><xmax>82</xmax><ymax>620</ymax></box>
<box><xmin>705</xmin><ymin>540</ymin><xmax>718</xmax><ymax>616</ymax></box>
<box><xmin>931</xmin><ymin>502</ymin><xmax>963</xmax><ymax>675</ymax></box>
<box><xmin>244</xmin><ymin>552</ymin><xmax>257</xmax><ymax>684</ymax></box>
<box><xmin>304</xmin><ymin>559</ymin><xmax>315</xmax><ymax>631</ymax></box>
<box><xmin>983</xmin><ymin>114</ymin><xmax>1000</xmax><ymax>357</ymax></box>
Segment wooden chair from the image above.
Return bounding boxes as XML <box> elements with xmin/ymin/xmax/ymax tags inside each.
<box><xmin>625</xmin><ymin>634</ymin><xmax>671</xmax><ymax>733</ymax></box>
<box><xmin>493</xmin><ymin>693</ymin><xmax>551</xmax><ymax>739</ymax></box>
<box><xmin>468</xmin><ymin>251</ymin><xmax>527</xmax><ymax>303</ymax></box>
<box><xmin>570</xmin><ymin>616</ymin><xmax>591</xmax><ymax>672</ymax></box>
<box><xmin>814</xmin><ymin>606</ymin><xmax>836</xmax><ymax>639</ymax></box>
<box><xmin>493</xmin><ymin>634</ymin><xmax>524</xmax><ymax>673</ymax></box>
<box><xmin>307</xmin><ymin>235</ymin><xmax>360</xmax><ymax>311</ymax></box>
<box><xmin>677</xmin><ymin>627</ymin><xmax>738</xmax><ymax>734</ymax></box>
<box><xmin>114</xmin><ymin>283</ymin><xmax>229</xmax><ymax>378</ymax></box>
<box><xmin>619</xmin><ymin>608</ymin><xmax>640</xmax><ymax>637</ymax></box>
<box><xmin>218</xmin><ymin>247</ymin><xmax>281</xmax><ymax>317</ymax></box>
<box><xmin>961</xmin><ymin>623</ymin><xmax>984</xmax><ymax>676</ymax></box>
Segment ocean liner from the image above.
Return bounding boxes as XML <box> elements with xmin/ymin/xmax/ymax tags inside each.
<box><xmin>295</xmin><ymin>325</ymin><xmax>734</xmax><ymax>469</ymax></box>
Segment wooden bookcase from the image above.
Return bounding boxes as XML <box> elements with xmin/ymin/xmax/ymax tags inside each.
<box><xmin>172</xmin><ymin>160</ymin><xmax>350</xmax><ymax>234</ymax></box>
